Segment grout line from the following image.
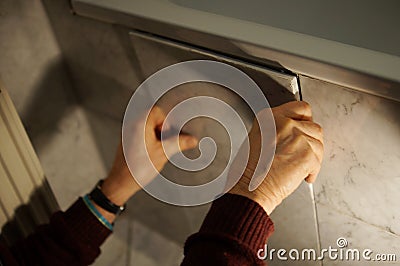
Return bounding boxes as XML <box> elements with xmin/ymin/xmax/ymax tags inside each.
<box><xmin>301</xmin><ymin>81</ymin><xmax>322</xmax><ymax>266</ymax></box>
<box><xmin>309</xmin><ymin>184</ymin><xmax>322</xmax><ymax>255</ymax></box>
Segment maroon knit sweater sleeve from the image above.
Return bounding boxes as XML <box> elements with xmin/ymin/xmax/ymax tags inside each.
<box><xmin>0</xmin><ymin>198</ymin><xmax>111</xmax><ymax>266</ymax></box>
<box><xmin>182</xmin><ymin>193</ymin><xmax>274</xmax><ymax>266</ymax></box>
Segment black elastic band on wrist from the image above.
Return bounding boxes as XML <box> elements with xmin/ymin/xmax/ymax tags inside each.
<box><xmin>89</xmin><ymin>180</ymin><xmax>126</xmax><ymax>215</ymax></box>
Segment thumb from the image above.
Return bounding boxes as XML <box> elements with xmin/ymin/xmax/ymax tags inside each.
<box><xmin>162</xmin><ymin>134</ymin><xmax>198</xmax><ymax>158</ymax></box>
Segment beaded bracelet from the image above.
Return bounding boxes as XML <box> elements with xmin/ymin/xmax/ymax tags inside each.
<box><xmin>83</xmin><ymin>194</ymin><xmax>113</xmax><ymax>231</ymax></box>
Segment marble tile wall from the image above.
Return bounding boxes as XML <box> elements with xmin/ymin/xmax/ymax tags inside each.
<box><xmin>2</xmin><ymin>1</ymin><xmax>399</xmax><ymax>265</ymax></box>
<box><xmin>301</xmin><ymin>76</ymin><xmax>400</xmax><ymax>265</ymax></box>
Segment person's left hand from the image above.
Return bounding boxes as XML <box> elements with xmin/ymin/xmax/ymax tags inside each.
<box><xmin>101</xmin><ymin>106</ymin><xmax>198</xmax><ymax>207</ymax></box>
<box><xmin>229</xmin><ymin>101</ymin><xmax>323</xmax><ymax>214</ymax></box>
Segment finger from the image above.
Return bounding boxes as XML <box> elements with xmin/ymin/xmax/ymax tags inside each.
<box><xmin>304</xmin><ymin>134</ymin><xmax>324</xmax><ymax>164</ymax></box>
<box><xmin>300</xmin><ymin>134</ymin><xmax>323</xmax><ymax>183</ymax></box>
<box><xmin>162</xmin><ymin>134</ymin><xmax>198</xmax><ymax>158</ymax></box>
<box><xmin>155</xmin><ymin>122</ymin><xmax>172</xmax><ymax>140</ymax></box>
<box><xmin>305</xmin><ymin>163</ymin><xmax>322</xmax><ymax>183</ymax></box>
<box><xmin>280</xmin><ymin>101</ymin><xmax>313</xmax><ymax>121</ymax></box>
<box><xmin>290</xmin><ymin>129</ymin><xmax>323</xmax><ymax>180</ymax></box>
<box><xmin>294</xmin><ymin>120</ymin><xmax>323</xmax><ymax>143</ymax></box>
<box><xmin>178</xmin><ymin>134</ymin><xmax>199</xmax><ymax>151</ymax></box>
<box><xmin>299</xmin><ymin>151</ymin><xmax>320</xmax><ymax>184</ymax></box>
<box><xmin>147</xmin><ymin>106</ymin><xmax>166</xmax><ymax>127</ymax></box>
<box><xmin>157</xmin><ymin>120</ymin><xmax>171</xmax><ymax>132</ymax></box>
<box><xmin>305</xmin><ymin>174</ymin><xmax>315</xmax><ymax>183</ymax></box>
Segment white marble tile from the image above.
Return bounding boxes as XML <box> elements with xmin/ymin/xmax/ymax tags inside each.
<box><xmin>95</xmin><ymin>216</ymin><xmax>130</xmax><ymax>266</ymax></box>
<box><xmin>84</xmin><ymin>109</ymin><xmax>121</xmax><ymax>172</ymax></box>
<box><xmin>33</xmin><ymin>105</ymin><xmax>106</xmax><ymax>210</ymax></box>
<box><xmin>301</xmin><ymin>76</ymin><xmax>400</xmax><ymax>235</ymax></box>
<box><xmin>32</xmin><ymin>106</ymin><xmax>122</xmax><ymax>211</ymax></box>
<box><xmin>317</xmin><ymin>204</ymin><xmax>400</xmax><ymax>265</ymax></box>
<box><xmin>268</xmin><ymin>182</ymin><xmax>321</xmax><ymax>266</ymax></box>
<box><xmin>125</xmin><ymin>190</ymin><xmax>202</xmax><ymax>246</ymax></box>
<box><xmin>128</xmin><ymin>220</ymin><xmax>183</xmax><ymax>266</ymax></box>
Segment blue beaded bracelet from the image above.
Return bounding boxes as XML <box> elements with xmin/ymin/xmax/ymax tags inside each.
<box><xmin>83</xmin><ymin>194</ymin><xmax>113</xmax><ymax>231</ymax></box>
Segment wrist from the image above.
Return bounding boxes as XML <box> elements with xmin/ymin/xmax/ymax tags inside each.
<box><xmin>230</xmin><ymin>187</ymin><xmax>278</xmax><ymax>215</ymax></box>
<box><xmin>83</xmin><ymin>195</ymin><xmax>116</xmax><ymax>226</ymax></box>
<box><xmin>229</xmin><ymin>175</ymin><xmax>280</xmax><ymax>215</ymax></box>
<box><xmin>101</xmin><ymin>175</ymin><xmax>139</xmax><ymax>206</ymax></box>
<box><xmin>91</xmin><ymin>201</ymin><xmax>116</xmax><ymax>224</ymax></box>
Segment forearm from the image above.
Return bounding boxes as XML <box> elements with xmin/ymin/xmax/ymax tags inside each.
<box><xmin>0</xmin><ymin>198</ymin><xmax>112</xmax><ymax>266</ymax></box>
<box><xmin>0</xmin><ymin>173</ymin><xmax>138</xmax><ymax>266</ymax></box>
<box><xmin>182</xmin><ymin>193</ymin><xmax>274</xmax><ymax>266</ymax></box>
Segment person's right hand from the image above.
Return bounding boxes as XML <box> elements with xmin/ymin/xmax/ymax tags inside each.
<box><xmin>230</xmin><ymin>101</ymin><xmax>324</xmax><ymax>214</ymax></box>
<box><xmin>101</xmin><ymin>106</ymin><xmax>198</xmax><ymax>208</ymax></box>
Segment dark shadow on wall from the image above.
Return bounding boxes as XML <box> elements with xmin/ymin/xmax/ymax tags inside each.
<box><xmin>19</xmin><ymin>58</ymin><xmax>77</xmax><ymax>141</ymax></box>
<box><xmin>0</xmin><ymin>180</ymin><xmax>59</xmax><ymax>246</ymax></box>
<box><xmin>17</xmin><ymin>54</ymin><xmax>132</xmax><ymax>180</ymax></box>
<box><xmin>41</xmin><ymin>0</ymin><xmax>145</xmax><ymax>120</ymax></box>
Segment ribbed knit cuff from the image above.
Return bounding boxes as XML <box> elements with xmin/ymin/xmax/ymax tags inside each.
<box><xmin>62</xmin><ymin>197</ymin><xmax>112</xmax><ymax>248</ymax></box>
<box><xmin>198</xmin><ymin>193</ymin><xmax>274</xmax><ymax>251</ymax></box>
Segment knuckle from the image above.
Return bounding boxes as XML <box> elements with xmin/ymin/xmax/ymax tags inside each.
<box><xmin>302</xmin><ymin>137</ymin><xmax>316</xmax><ymax>154</ymax></box>
<box><xmin>299</xmin><ymin>130</ymin><xmax>308</xmax><ymax>140</ymax></box>
<box><xmin>287</xmin><ymin>117</ymin><xmax>298</xmax><ymax>130</ymax></box>
<box><xmin>305</xmin><ymin>140</ymin><xmax>315</xmax><ymax>153</ymax></box>
<box><xmin>300</xmin><ymin>101</ymin><xmax>313</xmax><ymax>120</ymax></box>
<box><xmin>317</xmin><ymin>136</ymin><xmax>324</xmax><ymax>147</ymax></box>
<box><xmin>304</xmin><ymin>149</ymin><xmax>317</xmax><ymax>165</ymax></box>
<box><xmin>314</xmin><ymin>123</ymin><xmax>323</xmax><ymax>135</ymax></box>
<box><xmin>293</xmin><ymin>132</ymin><xmax>307</xmax><ymax>145</ymax></box>
<box><xmin>277</xmin><ymin>117</ymin><xmax>293</xmax><ymax>133</ymax></box>
<box><xmin>300</xmin><ymin>101</ymin><xmax>311</xmax><ymax>111</ymax></box>
<box><xmin>285</xmin><ymin>117</ymin><xmax>295</xmax><ymax>129</ymax></box>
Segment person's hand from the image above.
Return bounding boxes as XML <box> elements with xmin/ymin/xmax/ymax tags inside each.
<box><xmin>230</xmin><ymin>101</ymin><xmax>324</xmax><ymax>214</ymax></box>
<box><xmin>101</xmin><ymin>106</ymin><xmax>198</xmax><ymax>207</ymax></box>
